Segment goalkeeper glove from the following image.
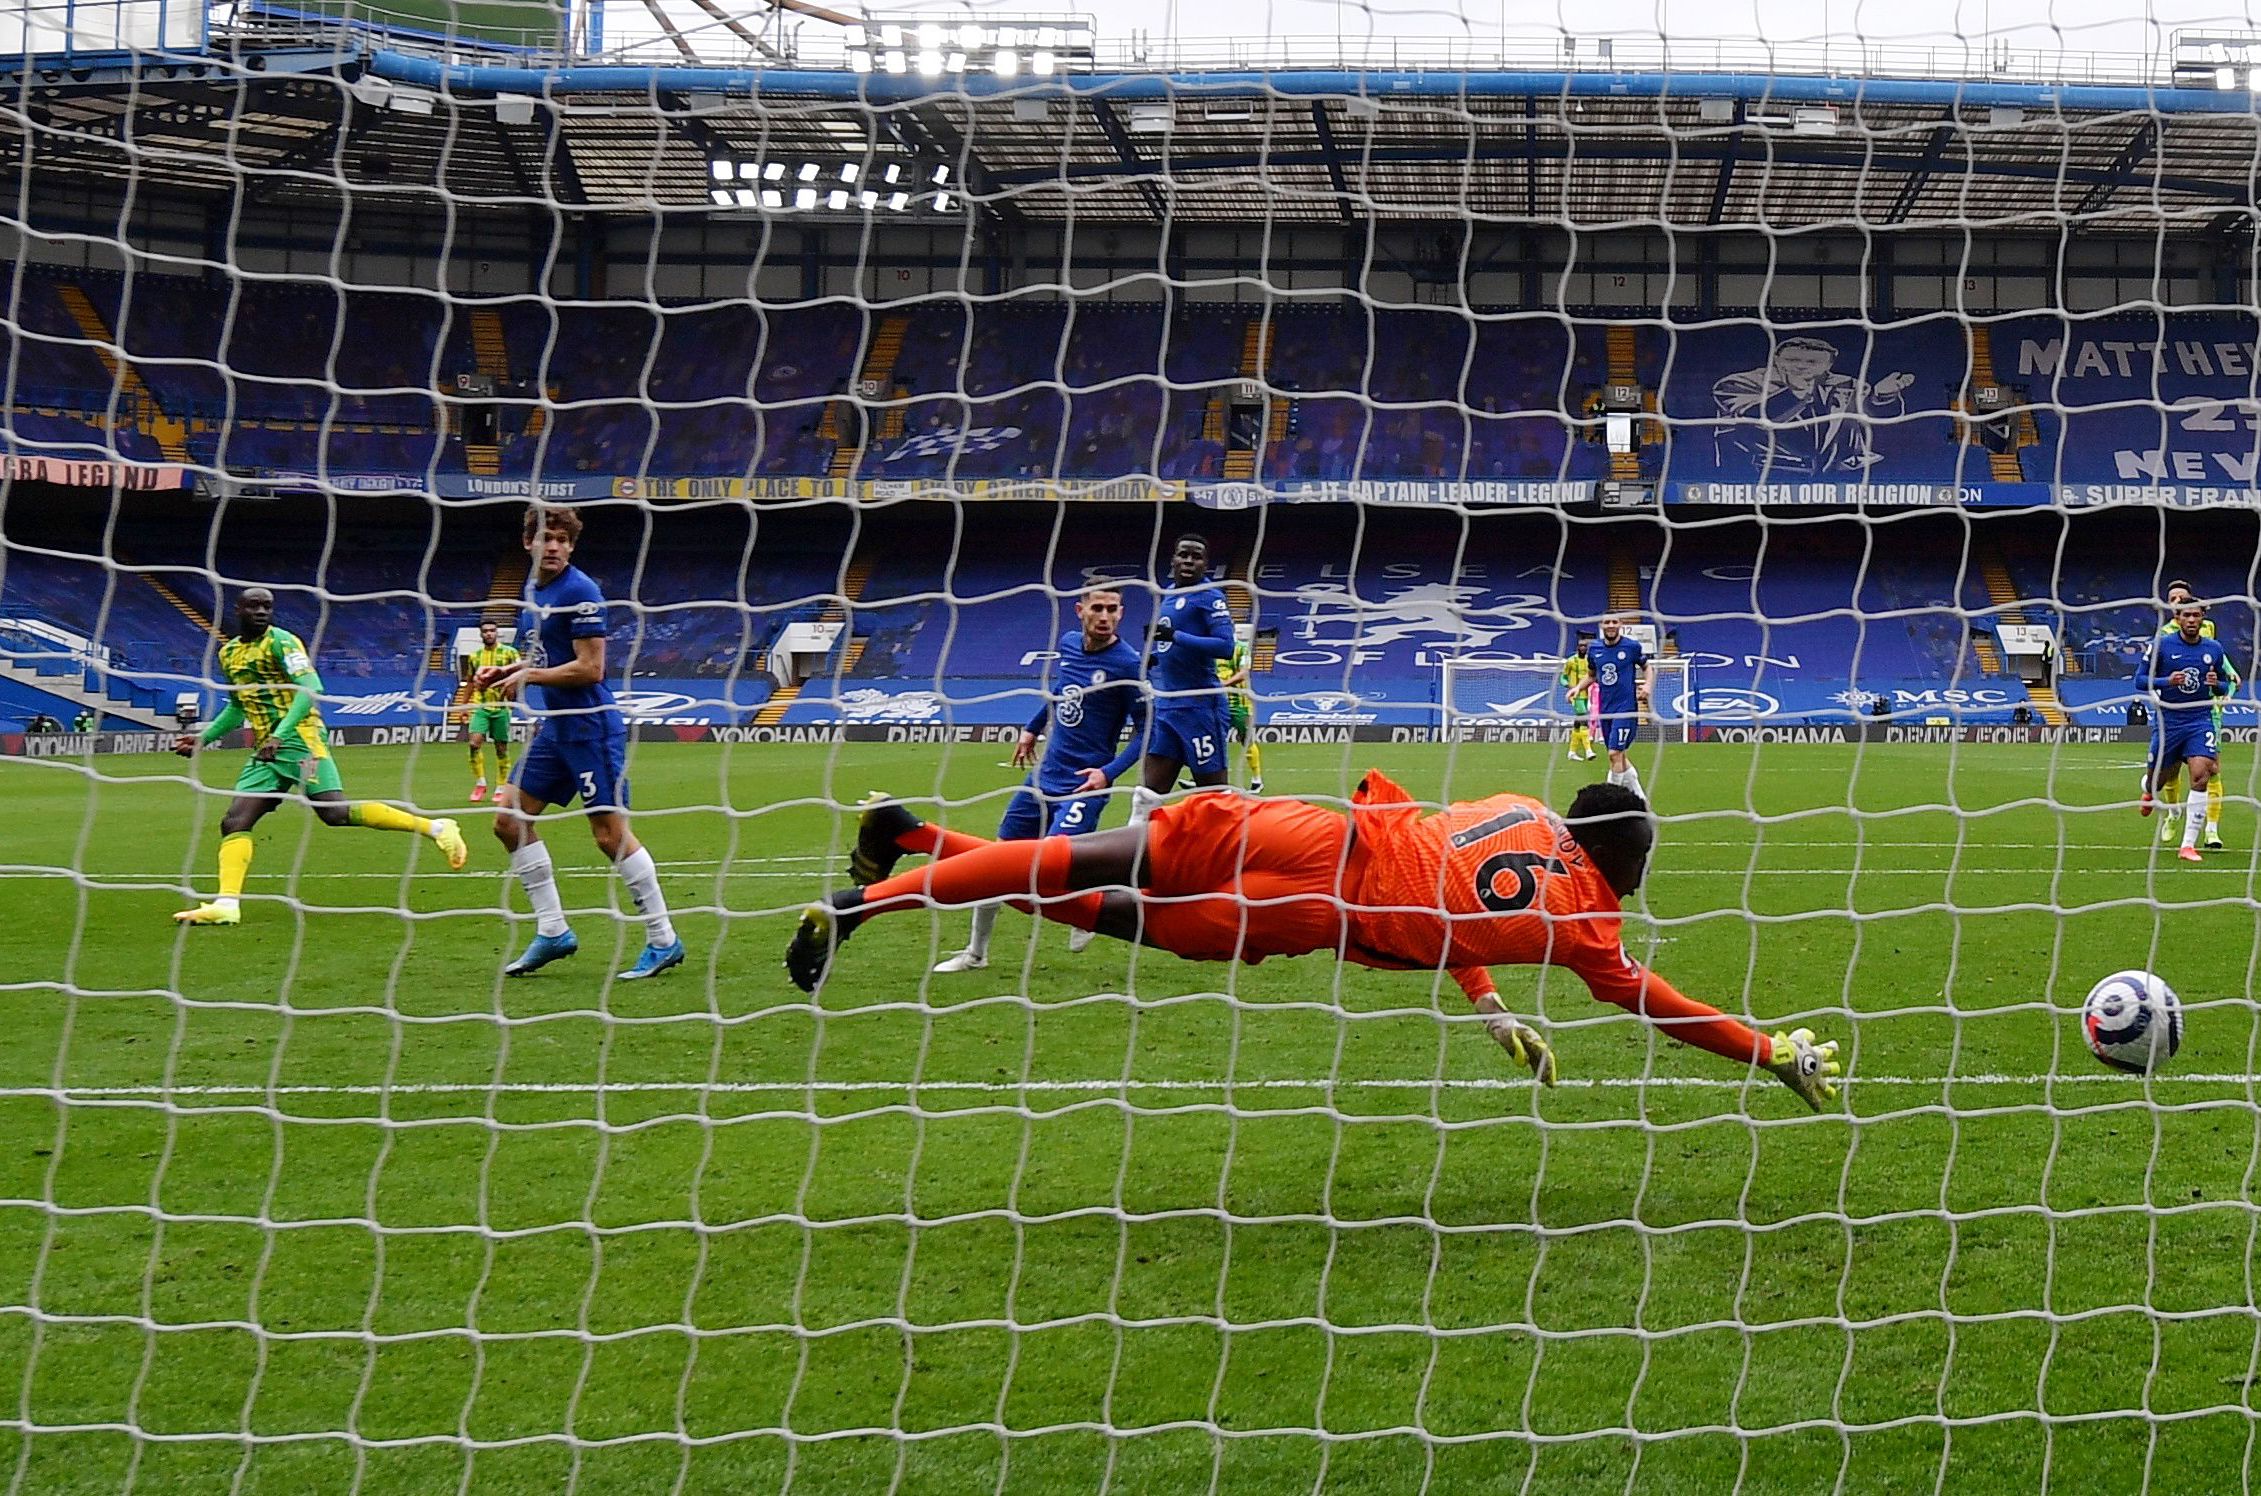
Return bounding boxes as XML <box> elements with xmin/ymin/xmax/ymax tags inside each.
<box><xmin>1474</xmin><ymin>994</ymin><xmax>1557</xmax><ymax>1087</ymax></box>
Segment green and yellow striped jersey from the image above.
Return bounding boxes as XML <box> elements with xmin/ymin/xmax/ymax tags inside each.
<box><xmin>216</xmin><ymin>626</ymin><xmax>327</xmax><ymax>755</ymax></box>
<box><xmin>469</xmin><ymin>643</ymin><xmax>521</xmax><ymax>707</ymax></box>
<box><xmin>1217</xmin><ymin>641</ymin><xmax>1252</xmax><ymax>709</ymax></box>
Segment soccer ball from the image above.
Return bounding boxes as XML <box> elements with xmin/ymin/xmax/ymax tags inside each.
<box><xmin>2081</xmin><ymin>971</ymin><xmax>2183</xmax><ymax>1074</ymax></box>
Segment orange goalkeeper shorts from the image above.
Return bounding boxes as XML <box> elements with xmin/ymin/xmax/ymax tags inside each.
<box><xmin>1138</xmin><ymin>791</ymin><xmax>1361</xmax><ymax>964</ymax></box>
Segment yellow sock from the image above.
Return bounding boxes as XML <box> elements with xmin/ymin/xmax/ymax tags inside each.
<box><xmin>217</xmin><ymin>831</ymin><xmax>254</xmax><ymax>900</ymax></box>
<box><xmin>495</xmin><ymin>742</ymin><xmax>512</xmax><ymax>780</ymax></box>
<box><xmin>471</xmin><ymin>742</ymin><xmax>487</xmax><ymax>780</ymax></box>
<box><xmin>2163</xmin><ymin>775</ymin><xmax>2184</xmax><ymax>811</ymax></box>
<box><xmin>1246</xmin><ymin>737</ymin><xmax>1262</xmax><ymax>781</ymax></box>
<box><xmin>349</xmin><ymin>802</ymin><xmax>433</xmax><ymax>835</ymax></box>
<box><xmin>1570</xmin><ymin>726</ymin><xmax>1588</xmax><ymax>756</ymax></box>
<box><xmin>2209</xmin><ymin>779</ymin><xmax>2225</xmax><ymax>830</ymax></box>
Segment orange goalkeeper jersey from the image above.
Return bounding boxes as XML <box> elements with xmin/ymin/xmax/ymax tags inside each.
<box><xmin>1344</xmin><ymin>768</ymin><xmax>1646</xmax><ymax>1006</ymax></box>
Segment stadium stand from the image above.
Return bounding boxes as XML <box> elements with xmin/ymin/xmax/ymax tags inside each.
<box><xmin>28</xmin><ymin>270</ymin><xmax>2232</xmax><ymax>489</ymax></box>
<box><xmin>17</xmin><ymin>487</ymin><xmax>2261</xmax><ymax>733</ymax></box>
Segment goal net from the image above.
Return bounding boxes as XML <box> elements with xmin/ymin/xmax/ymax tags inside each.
<box><xmin>7</xmin><ymin>12</ymin><xmax>2261</xmax><ymax>1493</ymax></box>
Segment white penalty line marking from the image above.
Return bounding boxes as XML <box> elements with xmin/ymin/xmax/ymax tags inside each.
<box><xmin>11</xmin><ymin>1074</ymin><xmax>2261</xmax><ymax>1100</ymax></box>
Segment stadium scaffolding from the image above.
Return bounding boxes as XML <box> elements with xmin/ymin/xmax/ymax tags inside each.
<box><xmin>9</xmin><ymin>17</ymin><xmax>2261</xmax><ymax>233</ymax></box>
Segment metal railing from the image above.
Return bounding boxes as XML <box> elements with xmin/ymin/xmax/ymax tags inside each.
<box><xmin>210</xmin><ymin>0</ymin><xmax>2197</xmax><ymax>89</ymax></box>
<box><xmin>598</xmin><ymin>20</ymin><xmax>2178</xmax><ymax>87</ymax></box>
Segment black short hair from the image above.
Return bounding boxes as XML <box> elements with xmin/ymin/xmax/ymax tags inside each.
<box><xmin>1173</xmin><ymin>532</ymin><xmax>1209</xmax><ymax>555</ymax></box>
<box><xmin>1565</xmin><ymin>782</ymin><xmax>1654</xmax><ymax>897</ymax></box>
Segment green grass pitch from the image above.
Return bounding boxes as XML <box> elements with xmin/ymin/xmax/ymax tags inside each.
<box><xmin>5</xmin><ymin>736</ymin><xmax>2261</xmax><ymax>1493</ymax></box>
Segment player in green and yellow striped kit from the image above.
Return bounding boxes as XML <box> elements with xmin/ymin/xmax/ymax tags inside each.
<box><xmin>465</xmin><ymin>620</ymin><xmax>520</xmax><ymax>803</ymax></box>
<box><xmin>171</xmin><ymin>587</ymin><xmax>468</xmax><ymax>926</ymax></box>
<box><xmin>2158</xmin><ymin>581</ymin><xmax>2236</xmax><ymax>850</ymax></box>
<box><xmin>1218</xmin><ymin>634</ymin><xmax>1262</xmax><ymax>791</ymax></box>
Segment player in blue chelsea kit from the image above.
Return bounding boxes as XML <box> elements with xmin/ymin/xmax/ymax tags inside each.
<box><xmin>2142</xmin><ymin>598</ymin><xmax>2232</xmax><ymax>864</ymax></box>
<box><xmin>1140</xmin><ymin>533</ymin><xmax>1238</xmax><ymax>794</ymax></box>
<box><xmin>1589</xmin><ymin>614</ymin><xmax>1654</xmax><ymax>801</ymax></box>
<box><xmin>931</xmin><ymin>585</ymin><xmax>1149</xmax><ymax>972</ymax></box>
<box><xmin>480</xmin><ymin>505</ymin><xmax>686</xmax><ymax>978</ymax></box>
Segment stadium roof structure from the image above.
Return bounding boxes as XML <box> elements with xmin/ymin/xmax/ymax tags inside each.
<box><xmin>10</xmin><ymin>26</ymin><xmax>2261</xmax><ymax>232</ymax></box>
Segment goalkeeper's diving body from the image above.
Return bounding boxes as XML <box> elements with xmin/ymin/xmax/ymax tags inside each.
<box><xmin>173</xmin><ymin>587</ymin><xmax>468</xmax><ymax>925</ymax></box>
<box><xmin>787</xmin><ymin>773</ymin><xmax>1841</xmax><ymax>1109</ymax></box>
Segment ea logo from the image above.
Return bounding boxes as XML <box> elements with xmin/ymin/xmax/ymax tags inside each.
<box><xmin>1674</xmin><ymin>688</ymin><xmax>1780</xmax><ymax>720</ymax></box>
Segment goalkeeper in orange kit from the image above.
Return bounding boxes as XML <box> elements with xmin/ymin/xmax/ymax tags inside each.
<box><xmin>786</xmin><ymin>773</ymin><xmax>1841</xmax><ymax>1110</ymax></box>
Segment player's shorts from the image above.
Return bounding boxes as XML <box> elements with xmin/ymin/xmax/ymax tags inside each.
<box><xmin>467</xmin><ymin>706</ymin><xmax>514</xmax><ymax>740</ymax></box>
<box><xmin>997</xmin><ymin>780</ymin><xmax>1109</xmax><ymax>841</ymax></box>
<box><xmin>233</xmin><ymin>746</ymin><xmax>343</xmax><ymax>798</ymax></box>
<box><xmin>1147</xmin><ymin>710</ymin><xmax>1230</xmax><ymax>776</ymax></box>
<box><xmin>2154</xmin><ymin>712</ymin><xmax>2220</xmax><ymax>768</ymax></box>
<box><xmin>516</xmin><ymin>729</ymin><xmax>631</xmax><ymax>811</ymax></box>
<box><xmin>1599</xmin><ymin>710</ymin><xmax>1640</xmax><ymax>753</ymax></box>
<box><xmin>1138</xmin><ymin>792</ymin><xmax>1359</xmax><ymax>964</ymax></box>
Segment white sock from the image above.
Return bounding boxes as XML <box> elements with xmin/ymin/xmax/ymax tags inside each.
<box><xmin>616</xmin><ymin>846</ymin><xmax>678</xmax><ymax>948</ymax></box>
<box><xmin>1623</xmin><ymin>765</ymin><xmax>1646</xmax><ymax>801</ymax></box>
<box><xmin>2183</xmin><ymin>804</ymin><xmax>2205</xmax><ymax>850</ymax></box>
<box><xmin>967</xmin><ymin>903</ymin><xmax>999</xmax><ymax>959</ymax></box>
<box><xmin>510</xmin><ymin>842</ymin><xmax>570</xmax><ymax>938</ymax></box>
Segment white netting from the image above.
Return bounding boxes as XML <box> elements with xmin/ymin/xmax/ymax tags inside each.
<box><xmin>1440</xmin><ymin>656</ymin><xmax>1697</xmax><ymax>742</ymax></box>
<box><xmin>9</xmin><ymin>13</ymin><xmax>2261</xmax><ymax>1491</ymax></box>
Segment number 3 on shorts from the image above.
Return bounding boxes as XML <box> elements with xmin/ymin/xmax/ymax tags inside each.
<box><xmin>578</xmin><ymin>769</ymin><xmax>599</xmax><ymax>802</ymax></box>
